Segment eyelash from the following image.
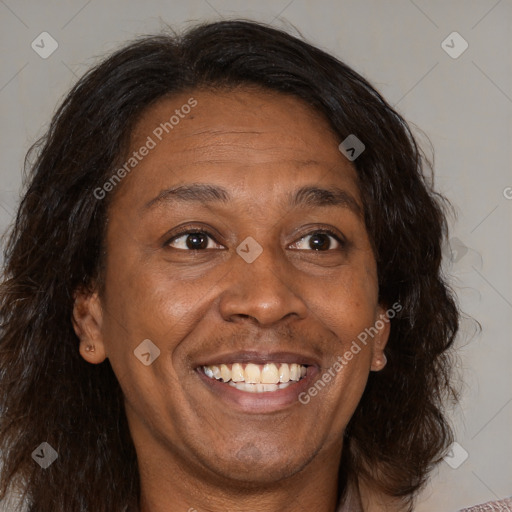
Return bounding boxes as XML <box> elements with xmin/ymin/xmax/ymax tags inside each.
<box><xmin>164</xmin><ymin>226</ymin><xmax>346</xmax><ymax>251</ymax></box>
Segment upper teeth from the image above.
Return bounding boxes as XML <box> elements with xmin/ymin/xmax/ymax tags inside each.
<box><xmin>203</xmin><ymin>362</ymin><xmax>307</xmax><ymax>384</ymax></box>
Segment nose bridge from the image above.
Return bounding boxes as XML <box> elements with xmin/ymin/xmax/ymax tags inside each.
<box><xmin>218</xmin><ymin>238</ymin><xmax>308</xmax><ymax>326</ymax></box>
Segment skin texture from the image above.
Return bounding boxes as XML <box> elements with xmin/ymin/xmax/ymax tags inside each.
<box><xmin>72</xmin><ymin>87</ymin><xmax>391</xmax><ymax>512</ymax></box>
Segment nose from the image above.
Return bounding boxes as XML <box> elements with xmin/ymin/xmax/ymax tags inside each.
<box><xmin>218</xmin><ymin>244</ymin><xmax>309</xmax><ymax>327</ymax></box>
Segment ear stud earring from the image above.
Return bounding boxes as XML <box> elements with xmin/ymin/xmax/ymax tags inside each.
<box><xmin>372</xmin><ymin>353</ymin><xmax>387</xmax><ymax>371</ymax></box>
<box><xmin>85</xmin><ymin>345</ymin><xmax>95</xmax><ymax>353</ymax></box>
<box><xmin>378</xmin><ymin>353</ymin><xmax>387</xmax><ymax>369</ymax></box>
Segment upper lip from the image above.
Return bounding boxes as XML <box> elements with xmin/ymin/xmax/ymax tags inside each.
<box><xmin>194</xmin><ymin>351</ymin><xmax>321</xmax><ymax>368</ymax></box>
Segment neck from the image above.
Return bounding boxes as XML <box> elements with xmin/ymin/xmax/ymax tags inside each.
<box><xmin>135</xmin><ymin>434</ymin><xmax>344</xmax><ymax>512</ymax></box>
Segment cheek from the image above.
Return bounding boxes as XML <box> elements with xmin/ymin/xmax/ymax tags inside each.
<box><xmin>309</xmin><ymin>264</ymin><xmax>379</xmax><ymax>341</ymax></box>
<box><xmin>308</xmin><ymin>264</ymin><xmax>378</xmax><ymax>418</ymax></box>
<box><xmin>102</xmin><ymin>246</ymin><xmax>190</xmax><ymax>328</ymax></box>
<box><xmin>100</xmin><ymin>256</ymin><xmax>217</xmax><ymax>391</ymax></box>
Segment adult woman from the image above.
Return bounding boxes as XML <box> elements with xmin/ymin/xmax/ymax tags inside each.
<box><xmin>0</xmin><ymin>19</ymin><xmax>462</xmax><ymax>512</ymax></box>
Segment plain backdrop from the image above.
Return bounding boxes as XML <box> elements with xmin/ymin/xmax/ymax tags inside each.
<box><xmin>0</xmin><ymin>1</ymin><xmax>511</xmax><ymax>511</ymax></box>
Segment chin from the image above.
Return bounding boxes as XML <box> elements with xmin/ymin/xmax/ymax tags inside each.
<box><xmin>203</xmin><ymin>443</ymin><xmax>314</xmax><ymax>484</ymax></box>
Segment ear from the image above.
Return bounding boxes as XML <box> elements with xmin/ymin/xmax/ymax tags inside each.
<box><xmin>72</xmin><ymin>286</ymin><xmax>108</xmax><ymax>364</ymax></box>
<box><xmin>370</xmin><ymin>303</ymin><xmax>391</xmax><ymax>372</ymax></box>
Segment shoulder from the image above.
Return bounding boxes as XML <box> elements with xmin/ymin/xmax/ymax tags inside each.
<box><xmin>457</xmin><ymin>497</ymin><xmax>512</xmax><ymax>511</ymax></box>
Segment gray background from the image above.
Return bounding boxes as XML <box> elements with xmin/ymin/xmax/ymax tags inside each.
<box><xmin>1</xmin><ymin>1</ymin><xmax>511</xmax><ymax>511</ymax></box>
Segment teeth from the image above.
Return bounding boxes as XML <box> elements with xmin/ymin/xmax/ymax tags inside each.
<box><xmin>245</xmin><ymin>363</ymin><xmax>260</xmax><ymax>384</ymax></box>
<box><xmin>228</xmin><ymin>382</ymin><xmax>278</xmax><ymax>393</ymax></box>
<box><xmin>290</xmin><ymin>363</ymin><xmax>300</xmax><ymax>381</ymax></box>
<box><xmin>261</xmin><ymin>363</ymin><xmax>279</xmax><ymax>384</ymax></box>
<box><xmin>278</xmin><ymin>363</ymin><xmax>290</xmax><ymax>382</ymax></box>
<box><xmin>227</xmin><ymin>381</ymin><xmax>293</xmax><ymax>393</ymax></box>
<box><xmin>211</xmin><ymin>365</ymin><xmax>221</xmax><ymax>379</ymax></box>
<box><xmin>202</xmin><ymin>362</ymin><xmax>309</xmax><ymax>387</ymax></box>
<box><xmin>231</xmin><ymin>363</ymin><xmax>244</xmax><ymax>382</ymax></box>
<box><xmin>220</xmin><ymin>364</ymin><xmax>231</xmax><ymax>382</ymax></box>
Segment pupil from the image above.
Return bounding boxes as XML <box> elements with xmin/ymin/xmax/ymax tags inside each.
<box><xmin>186</xmin><ymin>233</ymin><xmax>207</xmax><ymax>250</ymax></box>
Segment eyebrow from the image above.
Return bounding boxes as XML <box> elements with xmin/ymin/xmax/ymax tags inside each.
<box><xmin>143</xmin><ymin>183</ymin><xmax>363</xmax><ymax>218</ymax></box>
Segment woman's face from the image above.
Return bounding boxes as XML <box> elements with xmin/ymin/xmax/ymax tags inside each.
<box><xmin>75</xmin><ymin>87</ymin><xmax>389</xmax><ymax>486</ymax></box>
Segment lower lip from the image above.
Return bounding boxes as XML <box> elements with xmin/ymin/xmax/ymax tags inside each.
<box><xmin>196</xmin><ymin>366</ymin><xmax>320</xmax><ymax>413</ymax></box>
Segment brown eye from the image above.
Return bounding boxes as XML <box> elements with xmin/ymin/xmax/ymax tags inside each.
<box><xmin>166</xmin><ymin>230</ymin><xmax>223</xmax><ymax>250</ymax></box>
<box><xmin>290</xmin><ymin>230</ymin><xmax>344</xmax><ymax>251</ymax></box>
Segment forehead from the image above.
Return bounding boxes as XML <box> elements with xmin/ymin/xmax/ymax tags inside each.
<box><xmin>114</xmin><ymin>87</ymin><xmax>362</xmax><ymax>210</ymax></box>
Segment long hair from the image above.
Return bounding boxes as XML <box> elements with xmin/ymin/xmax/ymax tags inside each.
<box><xmin>0</xmin><ymin>20</ymin><xmax>459</xmax><ymax>512</ymax></box>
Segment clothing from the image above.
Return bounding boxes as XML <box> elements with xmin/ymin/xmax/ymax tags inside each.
<box><xmin>457</xmin><ymin>497</ymin><xmax>512</xmax><ymax>512</ymax></box>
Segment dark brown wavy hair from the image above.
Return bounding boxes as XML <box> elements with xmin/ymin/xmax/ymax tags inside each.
<box><xmin>0</xmin><ymin>19</ymin><xmax>460</xmax><ymax>512</ymax></box>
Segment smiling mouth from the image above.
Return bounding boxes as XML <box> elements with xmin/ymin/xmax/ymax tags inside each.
<box><xmin>201</xmin><ymin>362</ymin><xmax>308</xmax><ymax>393</ymax></box>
